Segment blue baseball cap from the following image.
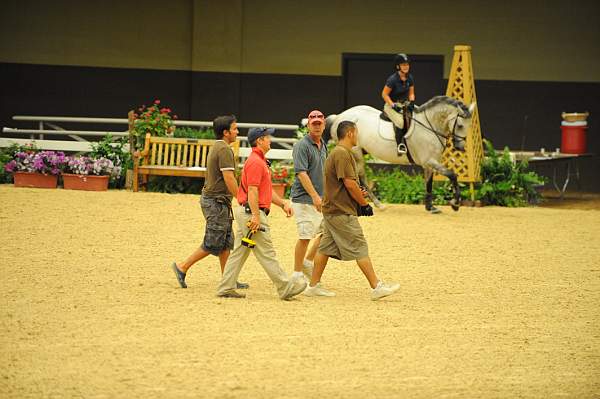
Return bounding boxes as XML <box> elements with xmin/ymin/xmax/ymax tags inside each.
<box><xmin>248</xmin><ymin>127</ymin><xmax>275</xmax><ymax>143</ymax></box>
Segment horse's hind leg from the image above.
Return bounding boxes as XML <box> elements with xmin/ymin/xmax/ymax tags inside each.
<box><xmin>426</xmin><ymin>160</ymin><xmax>461</xmax><ymax>212</ymax></box>
<box><xmin>360</xmin><ymin>176</ymin><xmax>385</xmax><ymax>210</ymax></box>
<box><xmin>423</xmin><ymin>168</ymin><xmax>441</xmax><ymax>214</ymax></box>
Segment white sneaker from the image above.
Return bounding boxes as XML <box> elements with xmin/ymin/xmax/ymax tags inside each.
<box><xmin>303</xmin><ymin>282</ymin><xmax>336</xmax><ymax>297</ymax></box>
<box><xmin>280</xmin><ymin>278</ymin><xmax>307</xmax><ymax>300</ymax></box>
<box><xmin>371</xmin><ymin>281</ymin><xmax>400</xmax><ymax>301</ymax></box>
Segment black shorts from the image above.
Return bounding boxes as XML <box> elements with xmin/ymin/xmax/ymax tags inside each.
<box><xmin>200</xmin><ymin>196</ymin><xmax>234</xmax><ymax>256</ymax></box>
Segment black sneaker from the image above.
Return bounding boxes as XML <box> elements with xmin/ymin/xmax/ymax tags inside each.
<box><xmin>171</xmin><ymin>262</ymin><xmax>187</xmax><ymax>288</ymax></box>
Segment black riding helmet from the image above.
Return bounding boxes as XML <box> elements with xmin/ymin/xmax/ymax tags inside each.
<box><xmin>395</xmin><ymin>53</ymin><xmax>410</xmax><ymax>68</ymax></box>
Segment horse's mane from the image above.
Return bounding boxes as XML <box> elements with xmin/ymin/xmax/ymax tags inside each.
<box><xmin>416</xmin><ymin>96</ymin><xmax>471</xmax><ymax>117</ymax></box>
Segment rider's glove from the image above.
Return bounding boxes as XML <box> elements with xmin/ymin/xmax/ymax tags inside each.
<box><xmin>407</xmin><ymin>101</ymin><xmax>415</xmax><ymax>112</ymax></box>
<box><xmin>391</xmin><ymin>103</ymin><xmax>402</xmax><ymax>112</ymax></box>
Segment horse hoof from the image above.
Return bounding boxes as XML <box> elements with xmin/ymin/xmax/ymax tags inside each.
<box><xmin>450</xmin><ymin>199</ymin><xmax>460</xmax><ymax>211</ymax></box>
<box><xmin>428</xmin><ymin>207</ymin><xmax>442</xmax><ymax>214</ymax></box>
<box><xmin>375</xmin><ymin>204</ymin><xmax>386</xmax><ymax>211</ymax></box>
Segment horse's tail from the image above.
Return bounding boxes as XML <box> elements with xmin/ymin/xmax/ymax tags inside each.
<box><xmin>325</xmin><ymin>114</ymin><xmax>337</xmax><ymax>143</ymax></box>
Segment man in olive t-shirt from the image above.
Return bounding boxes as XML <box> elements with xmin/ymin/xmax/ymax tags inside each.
<box><xmin>202</xmin><ymin>139</ymin><xmax>236</xmax><ymax>197</ymax></box>
<box><xmin>170</xmin><ymin>115</ymin><xmax>246</xmax><ymax>289</ymax></box>
<box><xmin>303</xmin><ymin>120</ymin><xmax>401</xmax><ymax>301</ymax></box>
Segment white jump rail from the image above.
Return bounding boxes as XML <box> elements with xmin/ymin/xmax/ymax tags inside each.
<box><xmin>0</xmin><ymin>136</ymin><xmax>293</xmax><ymax>160</ymax></box>
<box><xmin>2</xmin><ymin>115</ymin><xmax>300</xmax><ymax>159</ymax></box>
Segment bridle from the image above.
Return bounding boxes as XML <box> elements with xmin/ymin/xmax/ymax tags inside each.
<box><xmin>408</xmin><ymin>108</ymin><xmax>468</xmax><ymax>149</ymax></box>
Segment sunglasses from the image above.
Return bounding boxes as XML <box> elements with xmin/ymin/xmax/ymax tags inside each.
<box><xmin>308</xmin><ymin>114</ymin><xmax>324</xmax><ymax>119</ymax></box>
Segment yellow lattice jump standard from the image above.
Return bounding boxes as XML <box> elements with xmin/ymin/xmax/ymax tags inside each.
<box><xmin>434</xmin><ymin>45</ymin><xmax>484</xmax><ymax>201</ymax></box>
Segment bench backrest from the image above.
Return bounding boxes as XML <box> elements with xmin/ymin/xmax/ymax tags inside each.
<box><xmin>141</xmin><ymin>133</ymin><xmax>240</xmax><ymax>168</ymax></box>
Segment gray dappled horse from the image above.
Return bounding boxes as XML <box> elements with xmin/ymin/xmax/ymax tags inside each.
<box><xmin>327</xmin><ymin>96</ymin><xmax>476</xmax><ymax>213</ymax></box>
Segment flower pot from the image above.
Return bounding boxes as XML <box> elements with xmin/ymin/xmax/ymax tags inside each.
<box><xmin>62</xmin><ymin>174</ymin><xmax>109</xmax><ymax>191</ymax></box>
<box><xmin>13</xmin><ymin>171</ymin><xmax>58</xmax><ymax>189</ymax></box>
<box><xmin>272</xmin><ymin>182</ymin><xmax>287</xmax><ymax>198</ymax></box>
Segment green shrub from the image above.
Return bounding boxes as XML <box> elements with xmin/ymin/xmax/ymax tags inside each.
<box><xmin>371</xmin><ymin>169</ymin><xmax>424</xmax><ymax>204</ymax></box>
<box><xmin>362</xmin><ymin>139</ymin><xmax>545</xmax><ymax>207</ymax></box>
<box><xmin>174</xmin><ymin>127</ymin><xmax>215</xmax><ymax>139</ymax></box>
<box><xmin>89</xmin><ymin>134</ymin><xmax>132</xmax><ymax>188</ymax></box>
<box><xmin>477</xmin><ymin>139</ymin><xmax>545</xmax><ymax>206</ymax></box>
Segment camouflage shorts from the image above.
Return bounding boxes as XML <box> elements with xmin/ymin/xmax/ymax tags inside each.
<box><xmin>200</xmin><ymin>196</ymin><xmax>234</xmax><ymax>256</ymax></box>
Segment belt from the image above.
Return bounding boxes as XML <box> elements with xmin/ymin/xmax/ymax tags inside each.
<box><xmin>243</xmin><ymin>203</ymin><xmax>270</xmax><ymax>216</ymax></box>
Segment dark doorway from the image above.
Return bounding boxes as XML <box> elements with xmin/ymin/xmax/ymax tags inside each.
<box><xmin>342</xmin><ymin>53</ymin><xmax>445</xmax><ymax>110</ymax></box>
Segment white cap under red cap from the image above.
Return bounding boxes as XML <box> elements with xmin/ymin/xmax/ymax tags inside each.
<box><xmin>307</xmin><ymin>110</ymin><xmax>325</xmax><ymax>125</ymax></box>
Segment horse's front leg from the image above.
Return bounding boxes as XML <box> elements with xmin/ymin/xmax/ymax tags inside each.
<box><xmin>423</xmin><ymin>168</ymin><xmax>441</xmax><ymax>214</ymax></box>
<box><xmin>425</xmin><ymin>160</ymin><xmax>461</xmax><ymax>212</ymax></box>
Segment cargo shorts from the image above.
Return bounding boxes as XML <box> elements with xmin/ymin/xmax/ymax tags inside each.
<box><xmin>318</xmin><ymin>214</ymin><xmax>369</xmax><ymax>261</ymax></box>
<box><xmin>200</xmin><ymin>195</ymin><xmax>234</xmax><ymax>256</ymax></box>
<box><xmin>291</xmin><ymin>201</ymin><xmax>323</xmax><ymax>239</ymax></box>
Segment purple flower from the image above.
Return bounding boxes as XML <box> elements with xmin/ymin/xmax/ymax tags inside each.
<box><xmin>4</xmin><ymin>160</ymin><xmax>16</xmax><ymax>172</ymax></box>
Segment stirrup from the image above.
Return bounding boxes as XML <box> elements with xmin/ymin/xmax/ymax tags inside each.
<box><xmin>397</xmin><ymin>143</ymin><xmax>407</xmax><ymax>155</ymax></box>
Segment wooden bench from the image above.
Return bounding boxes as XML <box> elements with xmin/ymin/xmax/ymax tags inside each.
<box><xmin>132</xmin><ymin>133</ymin><xmax>239</xmax><ymax>192</ymax></box>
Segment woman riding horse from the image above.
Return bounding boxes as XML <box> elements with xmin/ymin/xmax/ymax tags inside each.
<box><xmin>381</xmin><ymin>53</ymin><xmax>416</xmax><ymax>156</ymax></box>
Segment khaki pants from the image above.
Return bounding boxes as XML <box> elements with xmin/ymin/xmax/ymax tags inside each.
<box><xmin>383</xmin><ymin>103</ymin><xmax>405</xmax><ymax>129</ymax></box>
<box><xmin>217</xmin><ymin>206</ymin><xmax>290</xmax><ymax>297</ymax></box>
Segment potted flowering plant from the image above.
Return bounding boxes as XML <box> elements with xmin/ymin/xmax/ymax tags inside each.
<box><xmin>4</xmin><ymin>150</ymin><xmax>65</xmax><ymax>188</ymax></box>
<box><xmin>270</xmin><ymin>162</ymin><xmax>294</xmax><ymax>198</ymax></box>
<box><xmin>129</xmin><ymin>99</ymin><xmax>177</xmax><ymax>151</ymax></box>
<box><xmin>62</xmin><ymin>156</ymin><xmax>120</xmax><ymax>191</ymax></box>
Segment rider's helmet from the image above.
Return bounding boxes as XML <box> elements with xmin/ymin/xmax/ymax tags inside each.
<box><xmin>394</xmin><ymin>53</ymin><xmax>410</xmax><ymax>68</ymax></box>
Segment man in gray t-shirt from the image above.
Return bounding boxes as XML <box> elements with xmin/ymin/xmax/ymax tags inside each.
<box><xmin>289</xmin><ymin>110</ymin><xmax>328</xmax><ymax>284</ymax></box>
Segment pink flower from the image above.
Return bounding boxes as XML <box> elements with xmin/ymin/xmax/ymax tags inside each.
<box><xmin>154</xmin><ymin>99</ymin><xmax>161</xmax><ymax>105</ymax></box>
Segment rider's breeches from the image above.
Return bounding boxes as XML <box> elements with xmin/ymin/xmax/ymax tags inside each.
<box><xmin>384</xmin><ymin>103</ymin><xmax>405</xmax><ymax>144</ymax></box>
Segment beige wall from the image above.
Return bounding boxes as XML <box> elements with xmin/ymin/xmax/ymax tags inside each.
<box><xmin>0</xmin><ymin>0</ymin><xmax>193</xmax><ymax>70</ymax></box>
<box><xmin>1</xmin><ymin>0</ymin><xmax>599</xmax><ymax>81</ymax></box>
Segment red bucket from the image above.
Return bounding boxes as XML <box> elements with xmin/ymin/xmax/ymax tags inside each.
<box><xmin>561</xmin><ymin>121</ymin><xmax>587</xmax><ymax>154</ymax></box>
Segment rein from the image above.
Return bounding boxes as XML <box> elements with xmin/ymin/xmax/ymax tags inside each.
<box><xmin>407</xmin><ymin>109</ymin><xmax>465</xmax><ymax>149</ymax></box>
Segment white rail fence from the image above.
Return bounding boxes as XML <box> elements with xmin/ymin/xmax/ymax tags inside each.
<box><xmin>1</xmin><ymin>115</ymin><xmax>299</xmax><ymax>160</ymax></box>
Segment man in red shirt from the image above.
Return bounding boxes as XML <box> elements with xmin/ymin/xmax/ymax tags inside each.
<box><xmin>216</xmin><ymin>127</ymin><xmax>307</xmax><ymax>300</ymax></box>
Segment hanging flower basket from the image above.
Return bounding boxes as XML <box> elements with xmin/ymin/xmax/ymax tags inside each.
<box><xmin>13</xmin><ymin>171</ymin><xmax>58</xmax><ymax>189</ymax></box>
<box><xmin>62</xmin><ymin>174</ymin><xmax>109</xmax><ymax>191</ymax></box>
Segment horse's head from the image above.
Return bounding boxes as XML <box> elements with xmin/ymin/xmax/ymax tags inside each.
<box><xmin>446</xmin><ymin>102</ymin><xmax>476</xmax><ymax>151</ymax></box>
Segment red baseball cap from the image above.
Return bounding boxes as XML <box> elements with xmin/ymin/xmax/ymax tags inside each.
<box><xmin>307</xmin><ymin>110</ymin><xmax>325</xmax><ymax>125</ymax></box>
